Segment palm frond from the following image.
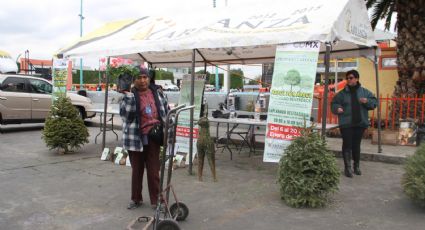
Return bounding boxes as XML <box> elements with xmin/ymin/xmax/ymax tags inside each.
<box><xmin>368</xmin><ymin>0</ymin><xmax>395</xmax><ymax>30</ymax></box>
<box><xmin>384</xmin><ymin>1</ymin><xmax>396</xmax><ymax>31</ymax></box>
<box><xmin>365</xmin><ymin>0</ymin><xmax>377</xmax><ymax>9</ymax></box>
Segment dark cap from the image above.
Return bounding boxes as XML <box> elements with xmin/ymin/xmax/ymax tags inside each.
<box><xmin>138</xmin><ymin>67</ymin><xmax>150</xmax><ymax>77</ymax></box>
<box><xmin>346</xmin><ymin>69</ymin><xmax>360</xmax><ymax>79</ymax></box>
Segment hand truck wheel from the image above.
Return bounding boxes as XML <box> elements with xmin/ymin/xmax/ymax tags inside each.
<box><xmin>156</xmin><ymin>219</ymin><xmax>180</xmax><ymax>230</ymax></box>
<box><xmin>169</xmin><ymin>202</ymin><xmax>189</xmax><ymax>221</ymax></box>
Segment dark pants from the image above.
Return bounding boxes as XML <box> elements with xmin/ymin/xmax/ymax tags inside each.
<box><xmin>340</xmin><ymin>127</ymin><xmax>365</xmax><ymax>164</ymax></box>
<box><xmin>128</xmin><ymin>139</ymin><xmax>160</xmax><ymax>205</ymax></box>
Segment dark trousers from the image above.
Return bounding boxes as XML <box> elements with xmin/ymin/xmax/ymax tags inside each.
<box><xmin>340</xmin><ymin>127</ymin><xmax>365</xmax><ymax>164</ymax></box>
<box><xmin>128</xmin><ymin>139</ymin><xmax>160</xmax><ymax>205</ymax></box>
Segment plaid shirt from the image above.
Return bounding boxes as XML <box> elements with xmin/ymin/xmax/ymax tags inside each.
<box><xmin>120</xmin><ymin>84</ymin><xmax>168</xmax><ymax>152</ymax></box>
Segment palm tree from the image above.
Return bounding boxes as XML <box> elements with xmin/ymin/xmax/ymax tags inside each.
<box><xmin>366</xmin><ymin>0</ymin><xmax>425</xmax><ymax>120</ymax></box>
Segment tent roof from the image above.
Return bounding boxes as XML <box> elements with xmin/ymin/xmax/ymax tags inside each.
<box><xmin>0</xmin><ymin>50</ymin><xmax>12</xmax><ymax>58</ymax></box>
<box><xmin>373</xmin><ymin>29</ymin><xmax>396</xmax><ymax>41</ymax></box>
<box><xmin>58</xmin><ymin>0</ymin><xmax>377</xmax><ymax>67</ymax></box>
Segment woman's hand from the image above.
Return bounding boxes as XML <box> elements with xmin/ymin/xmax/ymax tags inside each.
<box><xmin>337</xmin><ymin>108</ymin><xmax>344</xmax><ymax>114</ymax></box>
<box><xmin>121</xmin><ymin>90</ymin><xmax>132</xmax><ymax>95</ymax></box>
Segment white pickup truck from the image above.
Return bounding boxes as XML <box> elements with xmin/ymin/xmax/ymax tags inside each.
<box><xmin>155</xmin><ymin>80</ymin><xmax>179</xmax><ymax>91</ymax></box>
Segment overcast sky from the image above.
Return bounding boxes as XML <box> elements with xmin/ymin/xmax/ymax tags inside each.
<box><xmin>0</xmin><ymin>0</ymin><xmax>266</xmax><ymax>78</ymax></box>
<box><xmin>0</xmin><ymin>0</ymin><xmax>216</xmax><ymax>60</ymax></box>
<box><xmin>0</xmin><ymin>0</ymin><xmax>394</xmax><ymax>79</ymax></box>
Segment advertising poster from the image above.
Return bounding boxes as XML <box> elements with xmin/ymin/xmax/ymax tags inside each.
<box><xmin>398</xmin><ymin>121</ymin><xmax>417</xmax><ymax>146</ymax></box>
<box><xmin>263</xmin><ymin>42</ymin><xmax>320</xmax><ymax>163</ymax></box>
<box><xmin>174</xmin><ymin>75</ymin><xmax>205</xmax><ymax>164</ymax></box>
<box><xmin>52</xmin><ymin>58</ymin><xmax>68</xmax><ymax>101</ymax></box>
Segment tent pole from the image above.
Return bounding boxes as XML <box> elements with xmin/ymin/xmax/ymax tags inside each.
<box><xmin>374</xmin><ymin>47</ymin><xmax>383</xmax><ymax>153</ymax></box>
<box><xmin>189</xmin><ymin>49</ymin><xmax>195</xmax><ymax>175</ymax></box>
<box><xmin>321</xmin><ymin>43</ymin><xmax>332</xmax><ymax>139</ymax></box>
<box><xmin>102</xmin><ymin>57</ymin><xmax>110</xmax><ymax>154</ymax></box>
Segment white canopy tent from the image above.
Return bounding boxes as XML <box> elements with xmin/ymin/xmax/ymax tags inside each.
<box><xmin>59</xmin><ymin>0</ymin><xmax>377</xmax><ymax>65</ymax></box>
<box><xmin>58</xmin><ymin>0</ymin><xmax>383</xmax><ymax>168</ymax></box>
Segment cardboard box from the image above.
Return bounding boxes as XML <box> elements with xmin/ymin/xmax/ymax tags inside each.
<box><xmin>371</xmin><ymin>130</ymin><xmax>398</xmax><ymax>145</ymax></box>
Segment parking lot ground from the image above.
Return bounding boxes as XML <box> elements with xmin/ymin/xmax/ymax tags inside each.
<box><xmin>0</xmin><ymin>126</ymin><xmax>424</xmax><ymax>230</ymax></box>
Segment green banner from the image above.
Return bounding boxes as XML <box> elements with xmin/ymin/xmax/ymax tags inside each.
<box><xmin>263</xmin><ymin>42</ymin><xmax>320</xmax><ymax>163</ymax></box>
<box><xmin>52</xmin><ymin>59</ymin><xmax>68</xmax><ymax>101</ymax></box>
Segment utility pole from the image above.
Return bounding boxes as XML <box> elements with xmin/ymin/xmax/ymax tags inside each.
<box><xmin>79</xmin><ymin>0</ymin><xmax>84</xmax><ymax>89</ymax></box>
<box><xmin>213</xmin><ymin>0</ymin><xmax>219</xmax><ymax>91</ymax></box>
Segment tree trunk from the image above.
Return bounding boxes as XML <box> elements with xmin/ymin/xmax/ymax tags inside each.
<box><xmin>392</xmin><ymin>0</ymin><xmax>425</xmax><ymax>122</ymax></box>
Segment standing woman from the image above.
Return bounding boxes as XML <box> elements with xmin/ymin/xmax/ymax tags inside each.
<box><xmin>331</xmin><ymin>70</ymin><xmax>377</xmax><ymax>178</ymax></box>
<box><xmin>120</xmin><ymin>67</ymin><xmax>168</xmax><ymax>209</ymax></box>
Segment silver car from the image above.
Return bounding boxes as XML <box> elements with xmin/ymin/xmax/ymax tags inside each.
<box><xmin>0</xmin><ymin>74</ymin><xmax>95</xmax><ymax>124</ymax></box>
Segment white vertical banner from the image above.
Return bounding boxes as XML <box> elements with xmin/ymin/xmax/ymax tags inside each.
<box><xmin>263</xmin><ymin>42</ymin><xmax>320</xmax><ymax>163</ymax></box>
<box><xmin>52</xmin><ymin>58</ymin><xmax>68</xmax><ymax>101</ymax></box>
<box><xmin>174</xmin><ymin>75</ymin><xmax>205</xmax><ymax>164</ymax></box>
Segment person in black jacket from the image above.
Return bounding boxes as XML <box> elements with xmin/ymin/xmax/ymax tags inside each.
<box><xmin>331</xmin><ymin>70</ymin><xmax>377</xmax><ymax>178</ymax></box>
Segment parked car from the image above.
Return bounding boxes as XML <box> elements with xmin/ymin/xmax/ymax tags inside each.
<box><xmin>0</xmin><ymin>74</ymin><xmax>95</xmax><ymax>125</ymax></box>
<box><xmin>205</xmin><ymin>84</ymin><xmax>215</xmax><ymax>92</ymax></box>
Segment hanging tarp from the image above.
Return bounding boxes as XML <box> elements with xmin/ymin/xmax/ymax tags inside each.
<box><xmin>57</xmin><ymin>0</ymin><xmax>376</xmax><ymax>66</ymax></box>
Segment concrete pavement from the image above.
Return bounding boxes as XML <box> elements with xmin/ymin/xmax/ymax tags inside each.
<box><xmin>0</xmin><ymin>124</ymin><xmax>424</xmax><ymax>230</ymax></box>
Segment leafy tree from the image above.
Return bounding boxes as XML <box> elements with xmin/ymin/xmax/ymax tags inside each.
<box><xmin>42</xmin><ymin>95</ymin><xmax>89</xmax><ymax>153</ymax></box>
<box><xmin>278</xmin><ymin>128</ymin><xmax>340</xmax><ymax>208</ymax></box>
<box><xmin>230</xmin><ymin>68</ymin><xmax>244</xmax><ymax>89</ymax></box>
<box><xmin>207</xmin><ymin>68</ymin><xmax>244</xmax><ymax>89</ymax></box>
<box><xmin>209</xmin><ymin>73</ymin><xmax>224</xmax><ymax>88</ymax></box>
<box><xmin>246</xmin><ymin>75</ymin><xmax>262</xmax><ymax>85</ymax></box>
<box><xmin>155</xmin><ymin>69</ymin><xmax>174</xmax><ymax>83</ymax></box>
<box><xmin>366</xmin><ymin>0</ymin><xmax>425</xmax><ymax>97</ymax></box>
<box><xmin>73</xmin><ymin>70</ymin><xmax>105</xmax><ymax>84</ymax></box>
<box><xmin>284</xmin><ymin>69</ymin><xmax>301</xmax><ymax>91</ymax></box>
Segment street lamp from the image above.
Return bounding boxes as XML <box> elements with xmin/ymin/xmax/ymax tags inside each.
<box><xmin>79</xmin><ymin>0</ymin><xmax>84</xmax><ymax>89</ymax></box>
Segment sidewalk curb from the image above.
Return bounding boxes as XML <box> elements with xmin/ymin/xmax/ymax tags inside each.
<box><xmin>217</xmin><ymin>139</ymin><xmax>407</xmax><ymax>165</ymax></box>
<box><xmin>86</xmin><ymin>121</ymin><xmax>407</xmax><ymax>165</ymax></box>
<box><xmin>331</xmin><ymin>150</ymin><xmax>406</xmax><ymax>164</ymax></box>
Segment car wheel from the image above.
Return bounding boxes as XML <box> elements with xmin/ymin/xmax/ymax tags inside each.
<box><xmin>75</xmin><ymin>106</ymin><xmax>85</xmax><ymax>120</ymax></box>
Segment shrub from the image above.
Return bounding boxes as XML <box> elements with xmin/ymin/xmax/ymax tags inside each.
<box><xmin>277</xmin><ymin>129</ymin><xmax>340</xmax><ymax>208</ymax></box>
<box><xmin>402</xmin><ymin>143</ymin><xmax>425</xmax><ymax>207</ymax></box>
<box><xmin>42</xmin><ymin>95</ymin><xmax>89</xmax><ymax>153</ymax></box>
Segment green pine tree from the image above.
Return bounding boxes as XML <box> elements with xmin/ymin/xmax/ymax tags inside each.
<box><xmin>42</xmin><ymin>95</ymin><xmax>89</xmax><ymax>153</ymax></box>
<box><xmin>402</xmin><ymin>143</ymin><xmax>425</xmax><ymax>207</ymax></box>
<box><xmin>277</xmin><ymin>128</ymin><xmax>340</xmax><ymax>208</ymax></box>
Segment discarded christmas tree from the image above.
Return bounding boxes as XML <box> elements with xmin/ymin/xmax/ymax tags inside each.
<box><xmin>402</xmin><ymin>143</ymin><xmax>425</xmax><ymax>207</ymax></box>
<box><xmin>42</xmin><ymin>95</ymin><xmax>89</xmax><ymax>153</ymax></box>
<box><xmin>278</xmin><ymin>127</ymin><xmax>340</xmax><ymax>208</ymax></box>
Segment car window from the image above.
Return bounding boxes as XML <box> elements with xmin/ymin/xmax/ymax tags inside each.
<box><xmin>29</xmin><ymin>79</ymin><xmax>52</xmax><ymax>94</ymax></box>
<box><xmin>1</xmin><ymin>77</ymin><xmax>27</xmax><ymax>92</ymax></box>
